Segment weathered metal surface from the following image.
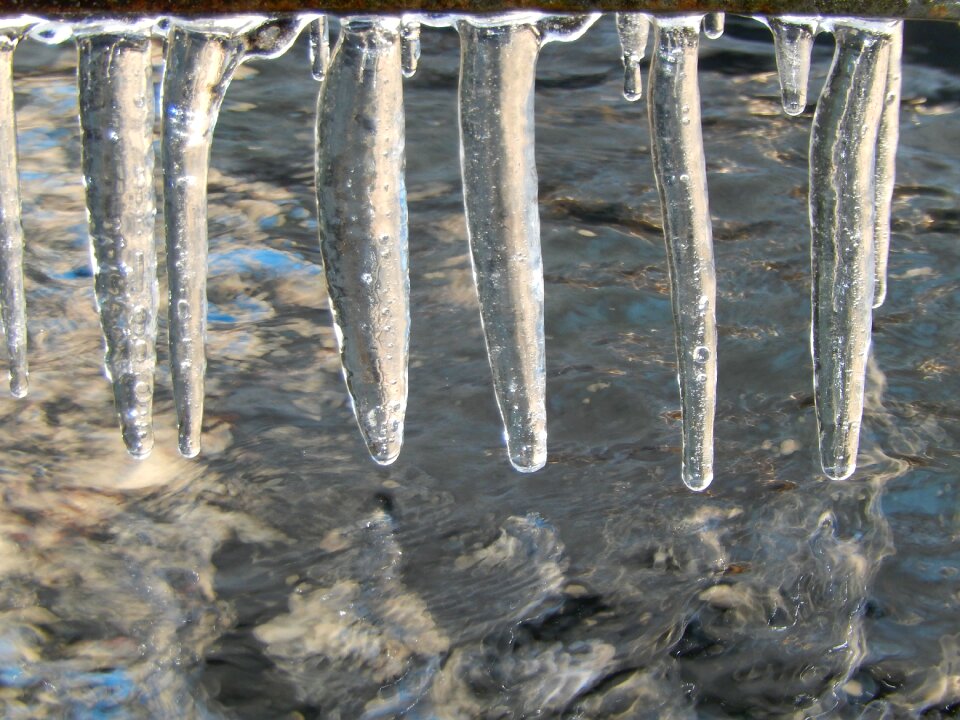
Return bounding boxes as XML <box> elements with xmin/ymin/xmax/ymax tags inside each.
<box><xmin>3</xmin><ymin>0</ymin><xmax>959</xmax><ymax>21</ymax></box>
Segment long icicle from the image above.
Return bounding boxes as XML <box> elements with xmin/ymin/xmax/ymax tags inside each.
<box><xmin>315</xmin><ymin>17</ymin><xmax>409</xmax><ymax>465</ymax></box>
<box><xmin>647</xmin><ymin>15</ymin><xmax>717</xmax><ymax>491</ymax></box>
<box><xmin>810</xmin><ymin>20</ymin><xmax>895</xmax><ymax>480</ymax></box>
<box><xmin>872</xmin><ymin>21</ymin><xmax>902</xmax><ymax>308</ymax></box>
<box><xmin>163</xmin><ymin>17</ymin><xmax>306</xmax><ymax>458</ymax></box>
<box><xmin>765</xmin><ymin>16</ymin><xmax>820</xmax><ymax>115</ymax></box>
<box><xmin>76</xmin><ymin>21</ymin><xmax>158</xmax><ymax>457</ymax></box>
<box><xmin>456</xmin><ymin>14</ymin><xmax>597</xmax><ymax>473</ymax></box>
<box><xmin>0</xmin><ymin>20</ymin><xmax>35</xmax><ymax>399</ymax></box>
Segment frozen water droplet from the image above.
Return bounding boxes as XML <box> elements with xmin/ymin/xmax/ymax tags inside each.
<box><xmin>703</xmin><ymin>13</ymin><xmax>724</xmax><ymax>40</ymax></box>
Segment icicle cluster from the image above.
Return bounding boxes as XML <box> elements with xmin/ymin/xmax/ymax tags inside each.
<box><xmin>0</xmin><ymin>13</ymin><xmax>908</xmax><ymax>489</ymax></box>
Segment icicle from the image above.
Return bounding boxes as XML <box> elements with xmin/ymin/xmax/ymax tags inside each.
<box><xmin>0</xmin><ymin>19</ymin><xmax>35</xmax><ymax>399</ymax></box>
<box><xmin>873</xmin><ymin>21</ymin><xmax>902</xmax><ymax>308</ymax></box>
<box><xmin>315</xmin><ymin>17</ymin><xmax>409</xmax><ymax>465</ymax></box>
<box><xmin>809</xmin><ymin>19</ymin><xmax>897</xmax><ymax>480</ymax></box>
<box><xmin>456</xmin><ymin>13</ymin><xmax>598</xmax><ymax>473</ymax></box>
<box><xmin>308</xmin><ymin>16</ymin><xmax>330</xmax><ymax>81</ymax></box>
<box><xmin>162</xmin><ymin>16</ymin><xmax>306</xmax><ymax>458</ymax></box>
<box><xmin>763</xmin><ymin>16</ymin><xmax>819</xmax><ymax>116</ymax></box>
<box><xmin>75</xmin><ymin>20</ymin><xmax>158</xmax><ymax>458</ymax></box>
<box><xmin>703</xmin><ymin>13</ymin><xmax>725</xmax><ymax>40</ymax></box>
<box><xmin>401</xmin><ymin>18</ymin><xmax>421</xmax><ymax>78</ymax></box>
<box><xmin>616</xmin><ymin>13</ymin><xmax>650</xmax><ymax>102</ymax></box>
<box><xmin>647</xmin><ymin>15</ymin><xmax>716</xmax><ymax>491</ymax></box>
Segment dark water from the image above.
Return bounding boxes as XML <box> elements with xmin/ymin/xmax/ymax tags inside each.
<box><xmin>0</xmin><ymin>16</ymin><xmax>958</xmax><ymax>719</ymax></box>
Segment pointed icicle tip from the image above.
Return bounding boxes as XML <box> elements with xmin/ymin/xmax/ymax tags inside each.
<box><xmin>683</xmin><ymin>468</ymin><xmax>713</xmax><ymax>492</ymax></box>
<box><xmin>9</xmin><ymin>371</ymin><xmax>27</xmax><ymax>399</ymax></box>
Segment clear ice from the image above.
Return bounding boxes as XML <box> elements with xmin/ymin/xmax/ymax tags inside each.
<box><xmin>763</xmin><ymin>16</ymin><xmax>819</xmax><ymax>115</ymax></box>
<box><xmin>75</xmin><ymin>20</ymin><xmax>159</xmax><ymax>458</ymax></box>
<box><xmin>703</xmin><ymin>13</ymin><xmax>725</xmax><ymax>40</ymax></box>
<box><xmin>0</xmin><ymin>19</ymin><xmax>34</xmax><ymax>398</ymax></box>
<box><xmin>810</xmin><ymin>19</ymin><xmax>898</xmax><ymax>480</ymax></box>
<box><xmin>162</xmin><ymin>17</ymin><xmax>306</xmax><ymax>458</ymax></box>
<box><xmin>456</xmin><ymin>13</ymin><xmax>597</xmax><ymax>473</ymax></box>
<box><xmin>615</xmin><ymin>13</ymin><xmax>650</xmax><ymax>102</ymax></box>
<box><xmin>308</xmin><ymin>16</ymin><xmax>330</xmax><ymax>81</ymax></box>
<box><xmin>647</xmin><ymin>15</ymin><xmax>717</xmax><ymax>491</ymax></box>
<box><xmin>401</xmin><ymin>18</ymin><xmax>422</xmax><ymax>78</ymax></box>
<box><xmin>315</xmin><ymin>17</ymin><xmax>410</xmax><ymax>465</ymax></box>
<box><xmin>0</xmin><ymin>12</ymin><xmax>918</xmax><ymax>485</ymax></box>
<box><xmin>873</xmin><ymin>21</ymin><xmax>903</xmax><ymax>308</ymax></box>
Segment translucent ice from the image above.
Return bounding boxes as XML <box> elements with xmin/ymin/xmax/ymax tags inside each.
<box><xmin>315</xmin><ymin>17</ymin><xmax>410</xmax><ymax>465</ymax></box>
<box><xmin>162</xmin><ymin>16</ymin><xmax>307</xmax><ymax>457</ymax></box>
<box><xmin>647</xmin><ymin>15</ymin><xmax>717</xmax><ymax>491</ymax></box>
<box><xmin>0</xmin><ymin>19</ymin><xmax>34</xmax><ymax>399</ymax></box>
<box><xmin>401</xmin><ymin>18</ymin><xmax>422</xmax><ymax>78</ymax></box>
<box><xmin>810</xmin><ymin>19</ymin><xmax>898</xmax><ymax>480</ymax></box>
<box><xmin>703</xmin><ymin>13</ymin><xmax>725</xmax><ymax>40</ymax></box>
<box><xmin>615</xmin><ymin>13</ymin><xmax>650</xmax><ymax>102</ymax></box>
<box><xmin>308</xmin><ymin>16</ymin><xmax>330</xmax><ymax>81</ymax></box>
<box><xmin>763</xmin><ymin>16</ymin><xmax>819</xmax><ymax>116</ymax></box>
<box><xmin>456</xmin><ymin>13</ymin><xmax>598</xmax><ymax>472</ymax></box>
<box><xmin>75</xmin><ymin>20</ymin><xmax>159</xmax><ymax>457</ymax></box>
<box><xmin>872</xmin><ymin>21</ymin><xmax>902</xmax><ymax>308</ymax></box>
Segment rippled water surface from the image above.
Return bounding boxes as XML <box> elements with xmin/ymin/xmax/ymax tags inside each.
<box><xmin>0</xmin><ymin>17</ymin><xmax>958</xmax><ymax>719</ymax></box>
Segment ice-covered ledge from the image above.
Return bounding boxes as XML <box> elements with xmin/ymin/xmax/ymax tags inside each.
<box><xmin>2</xmin><ymin>0</ymin><xmax>960</xmax><ymax>19</ymax></box>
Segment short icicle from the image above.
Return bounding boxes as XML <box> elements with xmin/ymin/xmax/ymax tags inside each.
<box><xmin>703</xmin><ymin>13</ymin><xmax>725</xmax><ymax>40</ymax></box>
<box><xmin>616</xmin><ymin>13</ymin><xmax>650</xmax><ymax>102</ymax></box>
<box><xmin>809</xmin><ymin>20</ymin><xmax>896</xmax><ymax>480</ymax></box>
<box><xmin>315</xmin><ymin>17</ymin><xmax>410</xmax><ymax>465</ymax></box>
<box><xmin>0</xmin><ymin>19</ymin><xmax>36</xmax><ymax>399</ymax></box>
<box><xmin>456</xmin><ymin>13</ymin><xmax>597</xmax><ymax>472</ymax></box>
<box><xmin>401</xmin><ymin>18</ymin><xmax>421</xmax><ymax>78</ymax></box>
<box><xmin>308</xmin><ymin>16</ymin><xmax>330</xmax><ymax>81</ymax></box>
<box><xmin>75</xmin><ymin>20</ymin><xmax>158</xmax><ymax>457</ymax></box>
<box><xmin>872</xmin><ymin>21</ymin><xmax>902</xmax><ymax>308</ymax></box>
<box><xmin>765</xmin><ymin>16</ymin><xmax>819</xmax><ymax>116</ymax></box>
<box><xmin>162</xmin><ymin>16</ymin><xmax>306</xmax><ymax>458</ymax></box>
<box><xmin>647</xmin><ymin>15</ymin><xmax>717</xmax><ymax>491</ymax></box>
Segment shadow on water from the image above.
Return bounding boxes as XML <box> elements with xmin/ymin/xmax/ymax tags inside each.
<box><xmin>0</xmin><ymin>15</ymin><xmax>958</xmax><ymax>719</ymax></box>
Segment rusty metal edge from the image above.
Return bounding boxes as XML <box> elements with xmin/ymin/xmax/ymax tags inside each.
<box><xmin>3</xmin><ymin>0</ymin><xmax>959</xmax><ymax>20</ymax></box>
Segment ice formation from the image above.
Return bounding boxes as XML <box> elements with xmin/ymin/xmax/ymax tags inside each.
<box><xmin>75</xmin><ymin>20</ymin><xmax>159</xmax><ymax>457</ymax></box>
<box><xmin>456</xmin><ymin>13</ymin><xmax>598</xmax><ymax>472</ymax></box>
<box><xmin>162</xmin><ymin>16</ymin><xmax>306</xmax><ymax>457</ymax></box>
<box><xmin>0</xmin><ymin>18</ymin><xmax>34</xmax><ymax>399</ymax></box>
<box><xmin>809</xmin><ymin>19</ymin><xmax>902</xmax><ymax>480</ymax></box>
<box><xmin>315</xmin><ymin>16</ymin><xmax>410</xmax><ymax>465</ymax></box>
<box><xmin>0</xmin><ymin>13</ymin><xmax>913</xmax><ymax>487</ymax></box>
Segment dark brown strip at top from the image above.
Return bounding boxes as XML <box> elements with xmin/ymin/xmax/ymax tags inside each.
<box><xmin>3</xmin><ymin>0</ymin><xmax>959</xmax><ymax>20</ymax></box>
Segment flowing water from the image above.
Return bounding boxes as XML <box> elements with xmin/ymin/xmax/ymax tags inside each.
<box><xmin>0</xmin><ymin>16</ymin><xmax>957</xmax><ymax>719</ymax></box>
